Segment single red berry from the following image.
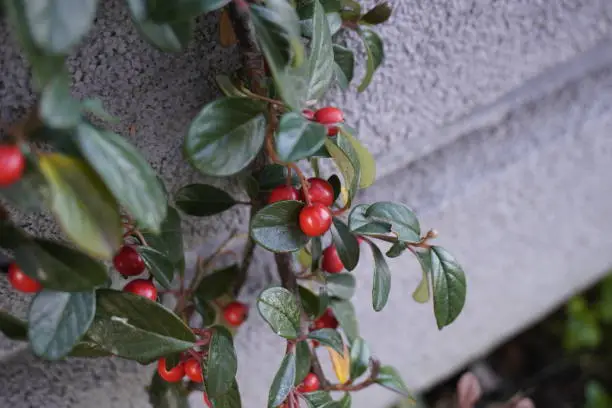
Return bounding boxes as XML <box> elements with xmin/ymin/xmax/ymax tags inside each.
<box><xmin>299</xmin><ymin>203</ymin><xmax>332</xmax><ymax>237</ymax></box>
<box><xmin>203</xmin><ymin>393</ymin><xmax>212</xmax><ymax>407</ymax></box>
<box><xmin>302</xmin><ymin>109</ymin><xmax>315</xmax><ymax>121</ymax></box>
<box><xmin>113</xmin><ymin>245</ymin><xmax>146</xmax><ymax>276</ymax></box>
<box><xmin>314</xmin><ymin>107</ymin><xmax>344</xmax><ymax>125</ymax></box>
<box><xmin>298</xmin><ymin>373</ymin><xmax>321</xmax><ymax>393</ymax></box>
<box><xmin>268</xmin><ymin>185</ymin><xmax>301</xmax><ymax>204</ymax></box>
<box><xmin>304</xmin><ymin>178</ymin><xmax>334</xmax><ymax>207</ymax></box>
<box><xmin>0</xmin><ymin>145</ymin><xmax>25</xmax><ymax>187</ymax></box>
<box><xmin>322</xmin><ymin>245</ymin><xmax>344</xmax><ymax>273</ymax></box>
<box><xmin>184</xmin><ymin>358</ymin><xmax>203</xmax><ymax>383</ymax></box>
<box><xmin>313</xmin><ymin>309</ymin><xmax>339</xmax><ymax>330</ymax></box>
<box><xmin>123</xmin><ymin>279</ymin><xmax>157</xmax><ymax>301</ymax></box>
<box><xmin>327</xmin><ymin>126</ymin><xmax>339</xmax><ymax>137</ymax></box>
<box><xmin>223</xmin><ymin>301</ymin><xmax>248</xmax><ymax>326</ymax></box>
<box><xmin>157</xmin><ymin>358</ymin><xmax>184</xmax><ymax>383</ymax></box>
<box><xmin>7</xmin><ymin>263</ymin><xmax>41</xmax><ymax>293</ymax></box>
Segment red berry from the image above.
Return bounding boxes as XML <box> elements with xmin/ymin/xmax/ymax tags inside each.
<box><xmin>0</xmin><ymin>145</ymin><xmax>25</xmax><ymax>187</ymax></box>
<box><xmin>314</xmin><ymin>107</ymin><xmax>344</xmax><ymax>125</ymax></box>
<box><xmin>268</xmin><ymin>185</ymin><xmax>300</xmax><ymax>204</ymax></box>
<box><xmin>299</xmin><ymin>204</ymin><xmax>332</xmax><ymax>237</ymax></box>
<box><xmin>322</xmin><ymin>245</ymin><xmax>344</xmax><ymax>273</ymax></box>
<box><xmin>223</xmin><ymin>301</ymin><xmax>248</xmax><ymax>326</ymax></box>
<box><xmin>113</xmin><ymin>245</ymin><xmax>146</xmax><ymax>276</ymax></box>
<box><xmin>157</xmin><ymin>358</ymin><xmax>184</xmax><ymax>383</ymax></box>
<box><xmin>304</xmin><ymin>178</ymin><xmax>334</xmax><ymax>207</ymax></box>
<box><xmin>313</xmin><ymin>309</ymin><xmax>338</xmax><ymax>330</ymax></box>
<box><xmin>123</xmin><ymin>279</ymin><xmax>157</xmax><ymax>301</ymax></box>
<box><xmin>298</xmin><ymin>373</ymin><xmax>320</xmax><ymax>393</ymax></box>
<box><xmin>7</xmin><ymin>263</ymin><xmax>41</xmax><ymax>293</ymax></box>
<box><xmin>184</xmin><ymin>358</ymin><xmax>203</xmax><ymax>383</ymax></box>
<box><xmin>302</xmin><ymin>109</ymin><xmax>315</xmax><ymax>121</ymax></box>
<box><xmin>328</xmin><ymin>126</ymin><xmax>340</xmax><ymax>137</ymax></box>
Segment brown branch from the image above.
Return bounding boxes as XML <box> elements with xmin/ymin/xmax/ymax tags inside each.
<box><xmin>323</xmin><ymin>359</ymin><xmax>381</xmax><ymax>392</ymax></box>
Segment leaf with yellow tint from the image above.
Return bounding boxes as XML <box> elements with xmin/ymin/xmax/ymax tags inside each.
<box><xmin>327</xmin><ymin>343</ymin><xmax>350</xmax><ymax>384</ymax></box>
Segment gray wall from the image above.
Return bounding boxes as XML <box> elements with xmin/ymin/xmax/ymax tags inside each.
<box><xmin>2</xmin><ymin>0</ymin><xmax>612</xmax><ymax>407</ymax></box>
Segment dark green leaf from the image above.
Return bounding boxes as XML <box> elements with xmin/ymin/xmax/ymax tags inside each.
<box><xmin>296</xmin><ymin>0</ymin><xmax>341</xmax><ymax>19</ymax></box>
<box><xmin>39</xmin><ymin>153</ymin><xmax>122</xmax><ymax>260</ymax></box>
<box><xmin>330</xmin><ymin>299</ymin><xmax>358</xmax><ymax>344</ymax></box>
<box><xmin>339</xmin><ymin>393</ymin><xmax>351</xmax><ymax>408</ymax></box>
<box><xmin>39</xmin><ymin>72</ymin><xmax>80</xmax><ymax>129</ymax></box>
<box><xmin>365</xmin><ymin>202</ymin><xmax>420</xmax><ymax>243</ymax></box>
<box><xmin>311</xmin><ymin>236</ymin><xmax>323</xmax><ymax>270</ymax></box>
<box><xmin>333</xmin><ymin>45</ymin><xmax>354</xmax><ymax>90</ymax></box>
<box><xmin>256</xmin><ymin>164</ymin><xmax>300</xmax><ymax>192</ymax></box>
<box><xmin>175</xmin><ymin>184</ymin><xmax>238</xmax><ymax>217</ymax></box>
<box><xmin>360</xmin><ymin>2</ymin><xmax>392</xmax><ymax>25</ymax></box>
<box><xmin>148</xmin><ymin>0</ymin><xmax>230</xmax><ymax>22</ymax></box>
<box><xmin>268</xmin><ymin>351</ymin><xmax>296</xmax><ymax>408</ymax></box>
<box><xmin>81</xmin><ymin>98</ymin><xmax>119</xmax><ymax>123</ymax></box>
<box><xmin>149</xmin><ymin>372</ymin><xmax>190</xmax><ymax>408</ymax></box>
<box><xmin>28</xmin><ymin>290</ymin><xmax>96</xmax><ymax>360</ymax></box>
<box><xmin>385</xmin><ymin>242</ymin><xmax>405</xmax><ymax>258</ymax></box>
<box><xmin>210</xmin><ymin>380</ymin><xmax>242</xmax><ymax>408</ymax></box>
<box><xmin>215</xmin><ymin>75</ymin><xmax>247</xmax><ymax>98</ymax></box>
<box><xmin>275</xmin><ymin>112</ymin><xmax>327</xmax><ymax>162</ymax></box>
<box><xmin>302</xmin><ymin>391</ymin><xmax>339</xmax><ymax>408</ymax></box>
<box><xmin>369</xmin><ymin>242</ymin><xmax>391</xmax><ymax>312</ymax></box>
<box><xmin>565</xmin><ymin>297</ymin><xmax>601</xmax><ymax>351</ymax></box>
<box><xmin>185</xmin><ymin>97</ymin><xmax>267</xmax><ymax>176</ymax></box>
<box><xmin>349</xmin><ymin>337</ymin><xmax>370</xmax><ymax>379</ymax></box>
<box><xmin>327</xmin><ymin>175</ymin><xmax>341</xmax><ymax>202</ymax></box>
<box><xmin>298</xmin><ymin>285</ymin><xmax>326</xmax><ymax>319</ymax></box>
<box><xmin>348</xmin><ymin>204</ymin><xmax>391</xmax><ymax>236</ymax></box>
<box><xmin>0</xmin><ymin>156</ymin><xmax>49</xmax><ymax>212</ymax></box>
<box><xmin>295</xmin><ymin>340</ymin><xmax>311</xmax><ymax>385</ymax></box>
<box><xmin>136</xmin><ymin>246</ymin><xmax>174</xmax><ymax>289</ymax></box>
<box><xmin>306</xmin><ymin>0</ymin><xmax>334</xmax><ymax>101</ymax></box>
<box><xmin>0</xmin><ymin>309</ymin><xmax>27</xmax><ymax>341</ymax></box>
<box><xmin>331</xmin><ymin>218</ymin><xmax>359</xmax><ymax>271</ymax></box>
<box><xmin>340</xmin><ymin>0</ymin><xmax>360</xmax><ymax>21</ymax></box>
<box><xmin>23</xmin><ymin>0</ymin><xmax>97</xmax><ymax>54</ymax></box>
<box><xmin>195</xmin><ymin>265</ymin><xmax>239</xmax><ymax>301</ymax></box>
<box><xmin>243</xmin><ymin>175</ymin><xmax>260</xmax><ymax>200</ymax></box>
<box><xmin>68</xmin><ymin>339</ymin><xmax>111</xmax><ymax>357</ymax></box>
<box><xmin>76</xmin><ymin>122</ymin><xmax>167</xmax><ymax>233</ymax></box>
<box><xmin>250</xmin><ymin>201</ymin><xmax>309</xmax><ymax>253</ymax></box>
<box><xmin>412</xmin><ymin>249</ymin><xmax>431</xmax><ymax>303</ymax></box>
<box><xmin>257</xmin><ymin>287</ymin><xmax>301</xmax><ymax>339</ymax></box>
<box><xmin>141</xmin><ymin>206</ymin><xmax>184</xmax><ymax>272</ymax></box>
<box><xmin>325</xmin><ymin>133</ymin><xmax>360</xmax><ymax>204</ymax></box>
<box><xmin>375</xmin><ymin>366</ymin><xmax>412</xmax><ymax>397</ymax></box>
<box><xmin>357</xmin><ymin>29</ymin><xmax>384</xmax><ymax>92</ymax></box>
<box><xmin>430</xmin><ymin>246</ymin><xmax>467</xmax><ymax>329</ymax></box>
<box><xmin>194</xmin><ymin>298</ymin><xmax>217</xmax><ymax>327</ymax></box>
<box><xmin>308</xmin><ymin>328</ymin><xmax>343</xmax><ymax>354</ymax></box>
<box><xmin>206</xmin><ymin>326</ymin><xmax>238</xmax><ymax>398</ymax></box>
<box><xmin>584</xmin><ymin>381</ymin><xmax>612</xmax><ymax>408</ymax></box>
<box><xmin>300</xmin><ymin>12</ymin><xmax>342</xmax><ymax>38</ymax></box>
<box><xmin>86</xmin><ymin>289</ymin><xmax>195</xmax><ymax>363</ymax></box>
<box><xmin>325</xmin><ymin>273</ymin><xmax>355</xmax><ymax>300</ymax></box>
<box><xmin>340</xmin><ymin>126</ymin><xmax>375</xmax><ymax>189</ymax></box>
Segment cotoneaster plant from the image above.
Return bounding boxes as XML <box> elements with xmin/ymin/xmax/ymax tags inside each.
<box><xmin>0</xmin><ymin>1</ymin><xmax>467</xmax><ymax>407</ymax></box>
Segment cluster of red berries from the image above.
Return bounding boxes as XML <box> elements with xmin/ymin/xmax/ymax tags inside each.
<box><xmin>0</xmin><ymin>145</ymin><xmax>25</xmax><ymax>187</ymax></box>
<box><xmin>302</xmin><ymin>106</ymin><xmax>344</xmax><ymax>137</ymax></box>
<box><xmin>157</xmin><ymin>356</ymin><xmax>203</xmax><ymax>383</ymax></box>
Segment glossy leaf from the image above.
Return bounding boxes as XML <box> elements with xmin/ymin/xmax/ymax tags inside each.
<box><xmin>340</xmin><ymin>0</ymin><xmax>360</xmax><ymax>21</ymax></box>
<box><xmin>348</xmin><ymin>204</ymin><xmax>392</xmax><ymax>236</ymax></box>
<box><xmin>349</xmin><ymin>337</ymin><xmax>370</xmax><ymax>379</ymax></box>
<box><xmin>0</xmin><ymin>154</ymin><xmax>49</xmax><ymax>212</ymax></box>
<box><xmin>195</xmin><ymin>265</ymin><xmax>239</xmax><ymax>301</ymax></box>
<box><xmin>306</xmin><ymin>0</ymin><xmax>334</xmax><ymax>101</ymax></box>
<box><xmin>185</xmin><ymin>97</ymin><xmax>267</xmax><ymax>176</ymax></box>
<box><xmin>175</xmin><ymin>183</ymin><xmax>238</xmax><ymax>217</ymax></box>
<box><xmin>39</xmin><ymin>153</ymin><xmax>122</xmax><ymax>260</ymax></box>
<box><xmin>39</xmin><ymin>72</ymin><xmax>80</xmax><ymax>129</ymax></box>
<box><xmin>76</xmin><ymin>122</ymin><xmax>167</xmax><ymax>233</ymax></box>
<box><xmin>250</xmin><ymin>201</ymin><xmax>309</xmax><ymax>253</ymax></box>
<box><xmin>330</xmin><ymin>299</ymin><xmax>358</xmax><ymax>344</ymax></box>
<box><xmin>340</xmin><ymin>127</ymin><xmax>375</xmax><ymax>188</ymax></box>
<box><xmin>149</xmin><ymin>372</ymin><xmax>190</xmax><ymax>408</ymax></box>
<box><xmin>296</xmin><ymin>0</ymin><xmax>341</xmax><ymax>18</ymax></box>
<box><xmin>361</xmin><ymin>2</ymin><xmax>392</xmax><ymax>25</ymax></box>
<box><xmin>295</xmin><ymin>340</ymin><xmax>311</xmax><ymax>385</ymax></box>
<box><xmin>206</xmin><ymin>326</ymin><xmax>238</xmax><ymax>398</ymax></box>
<box><xmin>275</xmin><ymin>112</ymin><xmax>327</xmax><ymax>162</ymax></box>
<box><xmin>333</xmin><ymin>45</ymin><xmax>354</xmax><ymax>90</ymax></box>
<box><xmin>147</xmin><ymin>0</ymin><xmax>230</xmax><ymax>22</ymax></box>
<box><xmin>300</xmin><ymin>12</ymin><xmax>342</xmax><ymax>38</ymax></box>
<box><xmin>357</xmin><ymin>29</ymin><xmax>384</xmax><ymax>92</ymax></box>
<box><xmin>215</xmin><ymin>75</ymin><xmax>247</xmax><ymax>98</ymax></box>
<box><xmin>68</xmin><ymin>339</ymin><xmax>111</xmax><ymax>358</ymax></box>
<box><xmin>324</xmin><ymin>134</ymin><xmax>360</xmax><ymax>205</ymax></box>
<box><xmin>375</xmin><ymin>366</ymin><xmax>412</xmax><ymax>397</ymax></box>
<box><xmin>331</xmin><ymin>218</ymin><xmax>359</xmax><ymax>271</ymax></box>
<box><xmin>339</xmin><ymin>393</ymin><xmax>351</xmax><ymax>408</ymax></box>
<box><xmin>136</xmin><ymin>246</ymin><xmax>174</xmax><ymax>289</ymax></box>
<box><xmin>256</xmin><ymin>164</ymin><xmax>300</xmax><ymax>192</ymax></box>
<box><xmin>194</xmin><ymin>298</ymin><xmax>217</xmax><ymax>327</ymax></box>
<box><xmin>311</xmin><ymin>236</ymin><xmax>323</xmax><ymax>270</ymax></box>
<box><xmin>328</xmin><ymin>344</ymin><xmax>350</xmax><ymax>385</ymax></box>
<box><xmin>430</xmin><ymin>246</ymin><xmax>467</xmax><ymax>329</ymax></box>
<box><xmin>365</xmin><ymin>202</ymin><xmax>420</xmax><ymax>243</ymax></box>
<box><xmin>28</xmin><ymin>290</ymin><xmax>96</xmax><ymax>360</ymax></box>
<box><xmin>0</xmin><ymin>309</ymin><xmax>27</xmax><ymax>341</ymax></box>
<box><xmin>412</xmin><ymin>249</ymin><xmax>431</xmax><ymax>303</ymax></box>
<box><xmin>302</xmin><ymin>391</ymin><xmax>339</xmax><ymax>408</ymax></box>
<box><xmin>298</xmin><ymin>285</ymin><xmax>326</xmax><ymax>319</ymax></box>
<box><xmin>86</xmin><ymin>290</ymin><xmax>195</xmax><ymax>363</ymax></box>
<box><xmin>210</xmin><ymin>380</ymin><xmax>242</xmax><ymax>408</ymax></box>
<box><xmin>257</xmin><ymin>287</ymin><xmax>301</xmax><ymax>339</ymax></box>
<box><xmin>385</xmin><ymin>242</ymin><xmax>406</xmax><ymax>258</ymax></box>
<box><xmin>370</xmin><ymin>242</ymin><xmax>391</xmax><ymax>312</ymax></box>
<box><xmin>327</xmin><ymin>174</ymin><xmax>341</xmax><ymax>202</ymax></box>
<box><xmin>141</xmin><ymin>206</ymin><xmax>184</xmax><ymax>271</ymax></box>
<box><xmin>326</xmin><ymin>273</ymin><xmax>356</xmax><ymax>300</ymax></box>
<box><xmin>268</xmin><ymin>351</ymin><xmax>296</xmax><ymax>408</ymax></box>
<box><xmin>81</xmin><ymin>98</ymin><xmax>119</xmax><ymax>123</ymax></box>
<box><xmin>308</xmin><ymin>328</ymin><xmax>343</xmax><ymax>355</ymax></box>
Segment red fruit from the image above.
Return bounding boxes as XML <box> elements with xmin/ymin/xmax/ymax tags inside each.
<box><xmin>327</xmin><ymin>126</ymin><xmax>339</xmax><ymax>136</ymax></box>
<box><xmin>7</xmin><ymin>263</ymin><xmax>41</xmax><ymax>293</ymax></box>
<box><xmin>223</xmin><ymin>301</ymin><xmax>248</xmax><ymax>326</ymax></box>
<box><xmin>322</xmin><ymin>245</ymin><xmax>344</xmax><ymax>273</ymax></box>
<box><xmin>0</xmin><ymin>145</ymin><xmax>25</xmax><ymax>187</ymax></box>
<box><xmin>302</xmin><ymin>109</ymin><xmax>315</xmax><ymax>120</ymax></box>
<box><xmin>304</xmin><ymin>178</ymin><xmax>334</xmax><ymax>207</ymax></box>
<box><xmin>298</xmin><ymin>373</ymin><xmax>321</xmax><ymax>393</ymax></box>
<box><xmin>157</xmin><ymin>358</ymin><xmax>184</xmax><ymax>383</ymax></box>
<box><xmin>299</xmin><ymin>204</ymin><xmax>332</xmax><ymax>237</ymax></box>
<box><xmin>184</xmin><ymin>358</ymin><xmax>203</xmax><ymax>383</ymax></box>
<box><xmin>268</xmin><ymin>185</ymin><xmax>300</xmax><ymax>204</ymax></box>
<box><xmin>313</xmin><ymin>309</ymin><xmax>338</xmax><ymax>330</ymax></box>
<box><xmin>314</xmin><ymin>107</ymin><xmax>344</xmax><ymax>125</ymax></box>
<box><xmin>123</xmin><ymin>279</ymin><xmax>157</xmax><ymax>301</ymax></box>
<box><xmin>113</xmin><ymin>245</ymin><xmax>146</xmax><ymax>276</ymax></box>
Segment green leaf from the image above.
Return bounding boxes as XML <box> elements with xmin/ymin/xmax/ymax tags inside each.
<box><xmin>210</xmin><ymin>380</ymin><xmax>242</xmax><ymax>408</ymax></box>
<box><xmin>215</xmin><ymin>75</ymin><xmax>247</xmax><ymax>98</ymax></box>
<box><xmin>430</xmin><ymin>246</ymin><xmax>467</xmax><ymax>329</ymax></box>
<box><xmin>330</xmin><ymin>299</ymin><xmax>358</xmax><ymax>344</ymax></box>
<box><xmin>298</xmin><ymin>285</ymin><xmax>326</xmax><ymax>319</ymax></box>
<box><xmin>296</xmin><ymin>0</ymin><xmax>341</xmax><ymax>18</ymax></box>
<box><xmin>23</xmin><ymin>0</ymin><xmax>98</xmax><ymax>54</ymax></box>
<box><xmin>412</xmin><ymin>249</ymin><xmax>431</xmax><ymax>303</ymax></box>
<box><xmin>357</xmin><ymin>29</ymin><xmax>384</xmax><ymax>92</ymax></box>
<box><xmin>185</xmin><ymin>97</ymin><xmax>267</xmax><ymax>176</ymax></box>
<box><xmin>302</xmin><ymin>391</ymin><xmax>339</xmax><ymax>408</ymax></box>
<box><xmin>175</xmin><ymin>184</ymin><xmax>238</xmax><ymax>217</ymax></box>
<box><xmin>250</xmin><ymin>201</ymin><xmax>309</xmax><ymax>253</ymax></box>
<box><xmin>369</xmin><ymin>242</ymin><xmax>391</xmax><ymax>312</ymax></box>
<box><xmin>565</xmin><ymin>297</ymin><xmax>601</xmax><ymax>351</ymax></box>
<box><xmin>195</xmin><ymin>265</ymin><xmax>239</xmax><ymax>301</ymax></box>
<box><xmin>28</xmin><ymin>290</ymin><xmax>96</xmax><ymax>360</ymax></box>
<box><xmin>81</xmin><ymin>98</ymin><xmax>119</xmax><ymax>123</ymax></box>
<box><xmin>598</xmin><ymin>275</ymin><xmax>612</xmax><ymax>324</ymax></box>
<box><xmin>375</xmin><ymin>366</ymin><xmax>412</xmax><ymax>397</ymax></box>
<box><xmin>349</xmin><ymin>337</ymin><xmax>370</xmax><ymax>379</ymax></box>
<box><xmin>348</xmin><ymin>204</ymin><xmax>392</xmax><ymax>236</ymax></box>
<box><xmin>256</xmin><ymin>164</ymin><xmax>300</xmax><ymax>192</ymax></box>
<box><xmin>360</xmin><ymin>2</ymin><xmax>392</xmax><ymax>25</ymax></box>
<box><xmin>0</xmin><ymin>309</ymin><xmax>27</xmax><ymax>341</ymax></box>
<box><xmin>141</xmin><ymin>206</ymin><xmax>185</xmax><ymax>272</ymax></box>
<box><xmin>340</xmin><ymin>127</ymin><xmax>375</xmax><ymax>189</ymax></box>
<box><xmin>295</xmin><ymin>340</ymin><xmax>312</xmax><ymax>385</ymax></box>
<box><xmin>365</xmin><ymin>202</ymin><xmax>420</xmax><ymax>243</ymax></box>
<box><xmin>39</xmin><ymin>72</ymin><xmax>81</xmax><ymax>129</ymax></box>
<box><xmin>86</xmin><ymin>289</ymin><xmax>195</xmax><ymax>363</ymax></box>
<box><xmin>325</xmin><ymin>273</ymin><xmax>355</xmax><ymax>300</ymax></box>
<box><xmin>305</xmin><ymin>0</ymin><xmax>334</xmax><ymax>101</ymax></box>
<box><xmin>257</xmin><ymin>287</ymin><xmax>301</xmax><ymax>339</ymax></box>
<box><xmin>300</xmin><ymin>12</ymin><xmax>342</xmax><ymax>39</ymax></box>
<box><xmin>311</xmin><ymin>236</ymin><xmax>323</xmax><ymax>271</ymax></box>
<box><xmin>68</xmin><ymin>339</ymin><xmax>111</xmax><ymax>358</ymax></box>
<box><xmin>385</xmin><ymin>242</ymin><xmax>405</xmax><ymax>258</ymax></box>
<box><xmin>14</xmin><ymin>238</ymin><xmax>108</xmax><ymax>291</ymax></box>
<box><xmin>330</xmin><ymin>218</ymin><xmax>359</xmax><ymax>271</ymax></box>
<box><xmin>324</xmin><ymin>134</ymin><xmax>360</xmax><ymax>205</ymax></box>
<box><xmin>149</xmin><ymin>372</ymin><xmax>190</xmax><ymax>408</ymax></box>
<box><xmin>308</xmin><ymin>328</ymin><xmax>343</xmax><ymax>355</ymax></box>
<box><xmin>275</xmin><ymin>112</ymin><xmax>327</xmax><ymax>162</ymax></box>
<box><xmin>268</xmin><ymin>351</ymin><xmax>296</xmax><ymax>408</ymax></box>
<box><xmin>206</xmin><ymin>326</ymin><xmax>238</xmax><ymax>398</ymax></box>
<box><xmin>136</xmin><ymin>246</ymin><xmax>174</xmax><ymax>289</ymax></box>
<box><xmin>194</xmin><ymin>298</ymin><xmax>217</xmax><ymax>327</ymax></box>
<box><xmin>585</xmin><ymin>381</ymin><xmax>612</xmax><ymax>408</ymax></box>
<box><xmin>76</xmin><ymin>122</ymin><xmax>167</xmax><ymax>233</ymax></box>
<box><xmin>38</xmin><ymin>153</ymin><xmax>122</xmax><ymax>260</ymax></box>
<box><xmin>333</xmin><ymin>45</ymin><xmax>354</xmax><ymax>90</ymax></box>
<box><xmin>147</xmin><ymin>0</ymin><xmax>230</xmax><ymax>22</ymax></box>
<box><xmin>339</xmin><ymin>393</ymin><xmax>351</xmax><ymax>408</ymax></box>
<box><xmin>339</xmin><ymin>0</ymin><xmax>360</xmax><ymax>21</ymax></box>
<box><xmin>0</xmin><ymin>155</ymin><xmax>48</xmax><ymax>212</ymax></box>
<box><xmin>327</xmin><ymin>175</ymin><xmax>341</xmax><ymax>202</ymax></box>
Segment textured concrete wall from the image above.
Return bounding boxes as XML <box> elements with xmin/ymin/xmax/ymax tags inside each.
<box><xmin>2</xmin><ymin>0</ymin><xmax>612</xmax><ymax>407</ymax></box>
